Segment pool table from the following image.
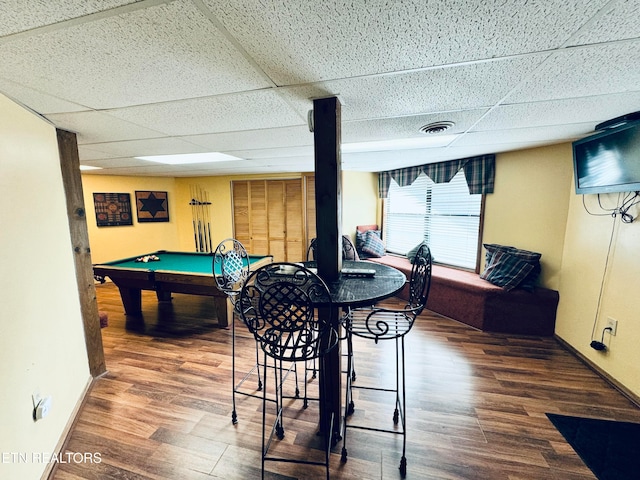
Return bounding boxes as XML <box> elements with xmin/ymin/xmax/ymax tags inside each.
<box><xmin>93</xmin><ymin>250</ymin><xmax>273</xmax><ymax>327</ymax></box>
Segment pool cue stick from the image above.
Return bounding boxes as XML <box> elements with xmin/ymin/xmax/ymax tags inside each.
<box><xmin>205</xmin><ymin>190</ymin><xmax>212</xmax><ymax>252</ymax></box>
<box><xmin>197</xmin><ymin>187</ymin><xmax>205</xmax><ymax>252</ymax></box>
<box><xmin>197</xmin><ymin>200</ymin><xmax>203</xmax><ymax>252</ymax></box>
<box><xmin>190</xmin><ymin>185</ymin><xmax>198</xmax><ymax>251</ymax></box>
<box><xmin>199</xmin><ymin>187</ymin><xmax>208</xmax><ymax>252</ymax></box>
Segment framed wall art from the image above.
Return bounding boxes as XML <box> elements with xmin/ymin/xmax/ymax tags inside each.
<box><xmin>93</xmin><ymin>193</ymin><xmax>133</xmax><ymax>227</ymax></box>
<box><xmin>135</xmin><ymin>190</ymin><xmax>169</xmax><ymax>223</ymax></box>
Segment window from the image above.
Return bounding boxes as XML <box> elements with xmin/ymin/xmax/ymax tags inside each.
<box><xmin>384</xmin><ymin>170</ymin><xmax>482</xmax><ymax>269</ymax></box>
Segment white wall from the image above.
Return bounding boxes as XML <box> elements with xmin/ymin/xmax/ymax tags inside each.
<box><xmin>0</xmin><ymin>95</ymin><xmax>91</xmax><ymax>479</ymax></box>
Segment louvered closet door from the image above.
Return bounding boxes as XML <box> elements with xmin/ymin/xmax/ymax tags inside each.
<box><xmin>305</xmin><ymin>175</ymin><xmax>316</xmax><ymax>253</ymax></box>
<box><xmin>267</xmin><ymin>181</ymin><xmax>286</xmax><ymax>261</ymax></box>
<box><xmin>232</xmin><ymin>181</ymin><xmax>250</xmax><ymax>249</ymax></box>
<box><xmin>285</xmin><ymin>179</ymin><xmax>304</xmax><ymax>262</ymax></box>
<box><xmin>249</xmin><ymin>181</ymin><xmax>269</xmax><ymax>255</ymax></box>
<box><xmin>232</xmin><ymin>178</ymin><xmax>312</xmax><ymax>262</ymax></box>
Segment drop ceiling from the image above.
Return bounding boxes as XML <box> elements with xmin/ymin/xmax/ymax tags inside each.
<box><xmin>1</xmin><ymin>0</ymin><xmax>639</xmax><ymax>176</ymax></box>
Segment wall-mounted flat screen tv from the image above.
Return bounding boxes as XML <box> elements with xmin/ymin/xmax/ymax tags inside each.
<box><xmin>573</xmin><ymin>121</ymin><xmax>640</xmax><ymax>194</ymax></box>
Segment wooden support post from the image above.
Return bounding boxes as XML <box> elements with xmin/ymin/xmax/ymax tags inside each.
<box><xmin>57</xmin><ymin>129</ymin><xmax>106</xmax><ymax>377</ymax></box>
<box><xmin>312</xmin><ymin>96</ymin><xmax>342</xmax><ymax>441</ymax></box>
<box><xmin>313</xmin><ymin>96</ymin><xmax>342</xmax><ymax>282</ymax></box>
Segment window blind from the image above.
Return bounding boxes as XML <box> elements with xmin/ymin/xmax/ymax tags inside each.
<box><xmin>384</xmin><ymin>171</ymin><xmax>482</xmax><ymax>269</ymax></box>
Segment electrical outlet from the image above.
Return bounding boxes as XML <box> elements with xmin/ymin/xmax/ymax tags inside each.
<box><xmin>607</xmin><ymin>317</ymin><xmax>618</xmax><ymax>336</ymax></box>
<box><xmin>35</xmin><ymin>396</ymin><xmax>52</xmax><ymax>420</ymax></box>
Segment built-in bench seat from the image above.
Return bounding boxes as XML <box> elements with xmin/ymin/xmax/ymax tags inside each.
<box><xmin>365</xmin><ymin>254</ymin><xmax>559</xmax><ymax>336</ymax></box>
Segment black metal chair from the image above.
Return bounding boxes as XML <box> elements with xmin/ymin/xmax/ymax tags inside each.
<box><xmin>305</xmin><ymin>235</ymin><xmax>359</xmax><ymax>381</ymax></box>
<box><xmin>238</xmin><ymin>262</ymin><xmax>339</xmax><ymax>480</ymax></box>
<box><xmin>212</xmin><ymin>238</ymin><xmax>259</xmax><ymax>425</ymax></box>
<box><xmin>307</xmin><ymin>235</ymin><xmax>359</xmax><ymax>261</ymax></box>
<box><xmin>306</xmin><ymin>237</ymin><xmax>318</xmax><ymax>261</ymax></box>
<box><xmin>340</xmin><ymin>243</ymin><xmax>432</xmax><ymax>476</ymax></box>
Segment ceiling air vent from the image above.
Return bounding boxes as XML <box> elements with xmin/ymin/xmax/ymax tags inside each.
<box><xmin>419</xmin><ymin>121</ymin><xmax>455</xmax><ymax>134</ymax></box>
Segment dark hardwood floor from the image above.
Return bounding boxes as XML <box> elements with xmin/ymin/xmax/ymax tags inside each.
<box><xmin>52</xmin><ymin>283</ymin><xmax>640</xmax><ymax>479</ymax></box>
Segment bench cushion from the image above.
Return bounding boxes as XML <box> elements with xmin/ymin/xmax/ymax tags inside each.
<box><xmin>366</xmin><ymin>254</ymin><xmax>559</xmax><ymax>336</ymax></box>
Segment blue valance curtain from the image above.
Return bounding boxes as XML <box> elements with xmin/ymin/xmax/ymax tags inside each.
<box><xmin>377</xmin><ymin>154</ymin><xmax>495</xmax><ymax>198</ymax></box>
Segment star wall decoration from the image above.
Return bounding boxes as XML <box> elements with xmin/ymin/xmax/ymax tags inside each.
<box><xmin>135</xmin><ymin>191</ymin><xmax>169</xmax><ymax>222</ymax></box>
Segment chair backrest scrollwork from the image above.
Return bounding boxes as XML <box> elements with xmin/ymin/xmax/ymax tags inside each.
<box><xmin>239</xmin><ymin>263</ymin><xmax>337</xmax><ymax>362</ymax></box>
<box><xmin>407</xmin><ymin>243</ymin><xmax>432</xmax><ymax>314</ymax></box>
<box><xmin>213</xmin><ymin>238</ymin><xmax>250</xmax><ymax>301</ymax></box>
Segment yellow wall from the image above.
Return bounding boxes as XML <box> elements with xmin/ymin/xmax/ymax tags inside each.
<box><xmin>483</xmin><ymin>144</ymin><xmax>573</xmax><ymax>289</ymax></box>
<box><xmin>81</xmin><ymin>175</ymin><xmax>180</xmax><ymax>264</ymax></box>
<box><xmin>83</xmin><ymin>172</ymin><xmax>380</xmax><ymax>263</ymax></box>
<box><xmin>0</xmin><ymin>95</ymin><xmax>91</xmax><ymax>479</ymax></box>
<box><xmin>341</xmin><ymin>171</ymin><xmax>379</xmax><ymax>239</ymax></box>
<box><xmin>174</xmin><ymin>172</ymin><xmax>379</xmax><ymax>250</ymax></box>
<box><xmin>485</xmin><ymin>141</ymin><xmax>640</xmax><ymax>398</ymax></box>
<box><xmin>557</xmin><ymin>185</ymin><xmax>640</xmax><ymax>395</ymax></box>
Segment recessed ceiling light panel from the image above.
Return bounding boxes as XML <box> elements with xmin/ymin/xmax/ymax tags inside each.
<box><xmin>136</xmin><ymin>152</ymin><xmax>243</xmax><ymax>165</ymax></box>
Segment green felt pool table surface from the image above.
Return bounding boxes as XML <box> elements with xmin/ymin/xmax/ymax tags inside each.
<box><xmin>93</xmin><ymin>250</ymin><xmax>273</xmax><ymax>327</ymax></box>
<box><xmin>97</xmin><ymin>250</ymin><xmax>269</xmax><ymax>275</ymax></box>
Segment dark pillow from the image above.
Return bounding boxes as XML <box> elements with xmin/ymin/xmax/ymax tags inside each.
<box><xmin>361</xmin><ymin>229</ymin><xmax>385</xmax><ymax>258</ymax></box>
<box><xmin>406</xmin><ymin>241</ymin><xmax>427</xmax><ymax>264</ymax></box>
<box><xmin>483</xmin><ymin>243</ymin><xmax>542</xmax><ymax>291</ymax></box>
<box><xmin>356</xmin><ymin>229</ymin><xmax>380</xmax><ymax>259</ymax></box>
<box><xmin>480</xmin><ymin>250</ymin><xmax>535</xmax><ymax>291</ymax></box>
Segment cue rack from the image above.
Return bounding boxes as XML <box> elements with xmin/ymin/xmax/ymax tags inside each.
<box><xmin>189</xmin><ymin>185</ymin><xmax>213</xmax><ymax>253</ymax></box>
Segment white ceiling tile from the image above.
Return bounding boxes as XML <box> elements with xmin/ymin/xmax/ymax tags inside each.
<box><xmin>161</xmin><ymin>156</ymin><xmax>316</xmax><ymax>176</ymax></box>
<box><xmin>567</xmin><ymin>0</ymin><xmax>640</xmax><ymax>45</ymax></box>
<box><xmin>475</xmin><ymin>92</ymin><xmax>640</xmax><ymax>131</ymax></box>
<box><xmin>106</xmin><ymin>90</ymin><xmax>305</xmax><ymax>136</ymax></box>
<box><xmin>77</xmin><ymin>145</ymin><xmax>123</xmax><ymax>161</ymax></box>
<box><xmin>202</xmin><ymin>0</ymin><xmax>609</xmax><ymax>85</ymax></box>
<box><xmin>342</xmin><ymin>110</ymin><xmax>488</xmax><ymax>143</ymax></box>
<box><xmin>81</xmin><ymin>137</ymin><xmax>208</xmax><ymax>158</ymax></box>
<box><xmin>442</xmin><ymin>142</ymin><xmax>554</xmax><ymax>158</ymax></box>
<box><xmin>46</xmin><ymin>110</ymin><xmax>165</xmax><ymax>143</ymax></box>
<box><xmin>281</xmin><ymin>56</ymin><xmax>545</xmax><ymax>121</ymax></box>
<box><xmin>4</xmin><ymin>0</ymin><xmax>640</xmax><ymax>177</ymax></box>
<box><xmin>0</xmin><ymin>0</ymin><xmax>270</xmax><ymax>109</ymax></box>
<box><xmin>453</xmin><ymin>123</ymin><xmax>594</xmax><ymax>147</ymax></box>
<box><xmin>185</xmin><ymin>125</ymin><xmax>313</xmax><ymax>151</ymax></box>
<box><xmin>223</xmin><ymin>146</ymin><xmax>314</xmax><ymax>160</ymax></box>
<box><xmin>0</xmin><ymin>0</ymin><xmax>139</xmax><ymax>36</ymax></box>
<box><xmin>80</xmin><ymin>157</ymin><xmax>157</xmax><ymax>168</ymax></box>
<box><xmin>0</xmin><ymin>78</ymin><xmax>88</xmax><ymax>114</ymax></box>
<box><xmin>505</xmin><ymin>41</ymin><xmax>640</xmax><ymax>104</ymax></box>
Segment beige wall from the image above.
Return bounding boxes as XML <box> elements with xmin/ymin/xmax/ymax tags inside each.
<box><xmin>0</xmin><ymin>95</ymin><xmax>91</xmax><ymax>479</ymax></box>
<box><xmin>483</xmin><ymin>144</ymin><xmax>573</xmax><ymax>290</ymax></box>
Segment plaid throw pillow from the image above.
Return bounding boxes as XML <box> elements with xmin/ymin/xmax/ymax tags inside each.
<box><xmin>480</xmin><ymin>249</ymin><xmax>535</xmax><ymax>291</ymax></box>
<box><xmin>356</xmin><ymin>229</ymin><xmax>381</xmax><ymax>258</ymax></box>
<box><xmin>483</xmin><ymin>244</ymin><xmax>542</xmax><ymax>291</ymax></box>
<box><xmin>361</xmin><ymin>230</ymin><xmax>385</xmax><ymax>258</ymax></box>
